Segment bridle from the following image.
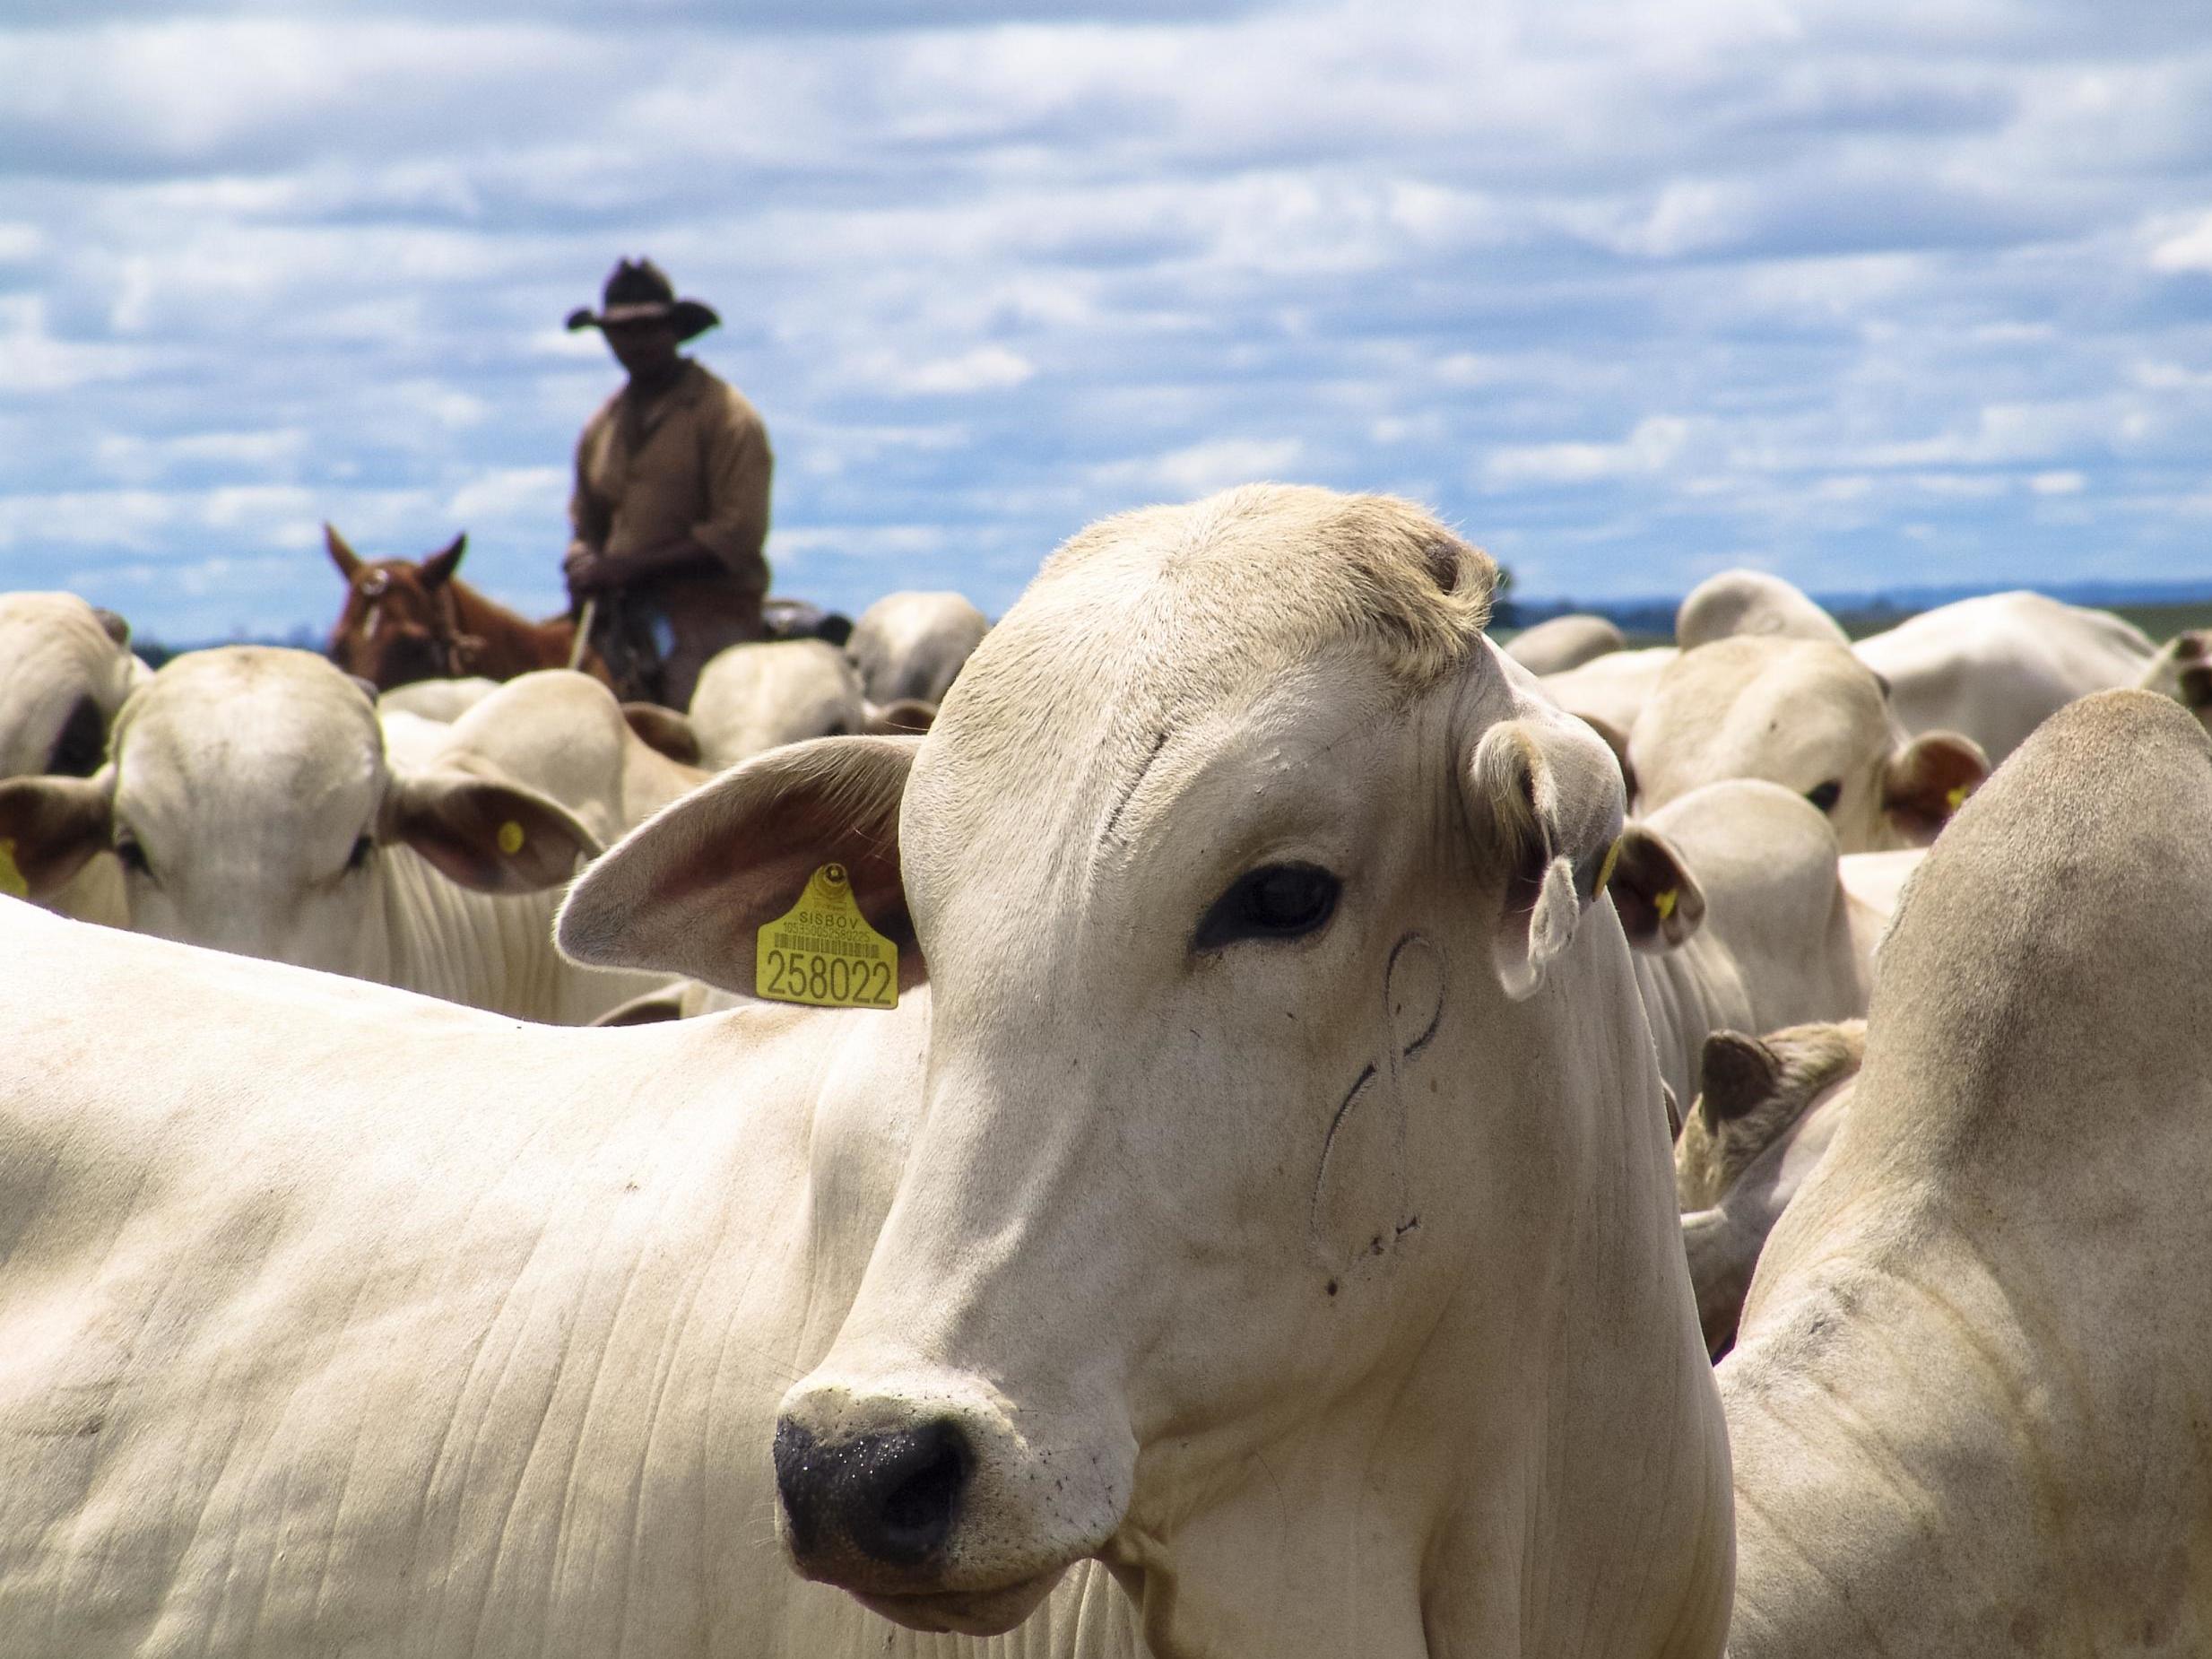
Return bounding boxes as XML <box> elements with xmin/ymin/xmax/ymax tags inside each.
<box><xmin>354</xmin><ymin>566</ymin><xmax>484</xmax><ymax>678</ymax></box>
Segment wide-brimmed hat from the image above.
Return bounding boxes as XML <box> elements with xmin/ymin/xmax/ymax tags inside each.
<box><xmin>565</xmin><ymin>258</ymin><xmax>720</xmax><ymax>342</ymax></box>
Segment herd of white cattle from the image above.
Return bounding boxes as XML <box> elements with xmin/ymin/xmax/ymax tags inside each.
<box><xmin>2</xmin><ymin>484</ymin><xmax>2209</xmax><ymax>1657</ymax></box>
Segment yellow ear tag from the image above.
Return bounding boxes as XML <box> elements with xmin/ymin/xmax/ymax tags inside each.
<box><xmin>1594</xmin><ymin>836</ymin><xmax>1623</xmax><ymax>894</ymax></box>
<box><xmin>1945</xmin><ymin>785</ymin><xmax>1968</xmax><ymax>812</ymax></box>
<box><xmin>496</xmin><ymin>821</ymin><xmax>525</xmax><ymax>856</ymax></box>
<box><xmin>756</xmin><ymin>862</ymin><xmax>898</xmax><ymax>1010</ymax></box>
<box><xmin>1654</xmin><ymin>887</ymin><xmax>1679</xmax><ymax>923</ymax></box>
<box><xmin>0</xmin><ymin>838</ymin><xmax>25</xmax><ymax>900</ymax></box>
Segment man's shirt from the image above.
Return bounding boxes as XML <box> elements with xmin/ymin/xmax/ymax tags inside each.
<box><xmin>568</xmin><ymin>359</ymin><xmax>773</xmax><ymax>593</ymax></box>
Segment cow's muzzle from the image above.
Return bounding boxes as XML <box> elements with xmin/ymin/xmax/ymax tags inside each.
<box><xmin>774</xmin><ymin>1415</ymin><xmax>972</xmax><ymax>1574</ymax></box>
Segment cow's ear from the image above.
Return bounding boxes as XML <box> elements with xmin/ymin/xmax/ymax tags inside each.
<box><xmin>1696</xmin><ymin>1029</ymin><xmax>1781</xmax><ymax>1133</ymax></box>
<box><xmin>1883</xmin><ymin>731</ymin><xmax>1988</xmax><ymax>844</ymax></box>
<box><xmin>621</xmin><ymin>701</ymin><xmax>701</xmax><ymax>765</ymax></box>
<box><xmin>380</xmin><ymin>769</ymin><xmax>602</xmax><ymax>894</ymax></box>
<box><xmin>419</xmin><ymin>534</ymin><xmax>466</xmax><ymax>589</ymax></box>
<box><xmin>559</xmin><ymin>734</ymin><xmax>918</xmax><ymax>996</ymax></box>
<box><xmin>864</xmin><ymin>698</ymin><xmax>937</xmax><ymax>736</ymax></box>
<box><xmin>1465</xmin><ymin>708</ymin><xmax>1625</xmax><ymax>1000</ymax></box>
<box><xmin>1607</xmin><ymin>821</ymin><xmax>1705</xmax><ymax>952</ymax></box>
<box><xmin>91</xmin><ymin>607</ymin><xmax>131</xmax><ymax>648</ymax></box>
<box><xmin>0</xmin><ymin>773</ymin><xmax>115</xmax><ymax>898</ymax></box>
<box><xmin>325</xmin><ymin>523</ymin><xmax>363</xmax><ymax>580</ymax></box>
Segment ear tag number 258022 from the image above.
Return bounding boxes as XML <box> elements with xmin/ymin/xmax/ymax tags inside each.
<box><xmin>755</xmin><ymin>863</ymin><xmax>899</xmax><ymax>1010</ymax></box>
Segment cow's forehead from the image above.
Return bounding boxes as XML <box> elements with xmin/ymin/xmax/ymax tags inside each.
<box><xmin>117</xmin><ymin>649</ymin><xmax>384</xmax><ymax>795</ymax></box>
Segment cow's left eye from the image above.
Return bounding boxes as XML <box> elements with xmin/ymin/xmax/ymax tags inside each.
<box><xmin>1194</xmin><ymin>862</ymin><xmax>1340</xmax><ymax>951</ymax></box>
<box><xmin>346</xmin><ymin>835</ymin><xmax>375</xmax><ymax>873</ymax></box>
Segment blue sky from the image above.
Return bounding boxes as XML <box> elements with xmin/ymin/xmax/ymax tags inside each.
<box><xmin>3</xmin><ymin>0</ymin><xmax>2210</xmax><ymax>641</ymax></box>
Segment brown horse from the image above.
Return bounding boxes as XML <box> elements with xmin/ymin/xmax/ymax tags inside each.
<box><xmin>323</xmin><ymin>525</ymin><xmax>610</xmax><ymax>691</ymax></box>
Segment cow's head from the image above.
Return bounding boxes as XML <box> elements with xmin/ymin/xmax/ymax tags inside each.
<box><xmin>0</xmin><ymin>647</ymin><xmax>594</xmax><ymax>973</ymax></box>
<box><xmin>1630</xmin><ymin>636</ymin><xmax>1988</xmax><ymax>852</ymax></box>
<box><xmin>0</xmin><ymin>592</ymin><xmax>141</xmax><ymax>781</ymax></box>
<box><xmin>324</xmin><ymin>523</ymin><xmax>473</xmax><ymax>689</ymax></box>
<box><xmin>560</xmin><ymin>485</ymin><xmax>1731</xmax><ymax>1657</ymax></box>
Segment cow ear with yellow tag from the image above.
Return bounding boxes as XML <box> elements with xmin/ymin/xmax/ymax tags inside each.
<box><xmin>558</xmin><ymin>734</ymin><xmax>923</xmax><ymax>1001</ymax></box>
<box><xmin>1605</xmin><ymin>822</ymin><xmax>1705</xmax><ymax>953</ymax></box>
<box><xmin>1882</xmin><ymin>731</ymin><xmax>1989</xmax><ymax>846</ymax></box>
<box><xmin>755</xmin><ymin>863</ymin><xmax>900</xmax><ymax>1010</ymax></box>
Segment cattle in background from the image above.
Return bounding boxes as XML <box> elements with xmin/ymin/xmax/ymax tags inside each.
<box><xmin>1852</xmin><ymin>589</ymin><xmax>2156</xmax><ymax>763</ymax></box>
<box><xmin>0</xmin><ymin>647</ymin><xmax>658</xmax><ymax>1024</ymax></box>
<box><xmin>690</xmin><ymin>639</ymin><xmax>934</xmax><ymax>771</ymax></box>
<box><xmin>1612</xmin><ymin>779</ymin><xmax>1870</xmax><ymax>1117</ymax></box>
<box><xmin>846</xmin><ymin>589</ymin><xmax>989</xmax><ymax>707</ymax></box>
<box><xmin>1675</xmin><ymin>1020</ymin><xmax>1865</xmax><ymax>1358</ymax></box>
<box><xmin>2136</xmin><ymin>626</ymin><xmax>2212</xmax><ymax>734</ymax></box>
<box><xmin>1503</xmin><ymin>612</ymin><xmax>1625</xmax><ymax>674</ymax></box>
<box><xmin>324</xmin><ymin>523</ymin><xmax>608</xmax><ymax>691</ymax></box>
<box><xmin>1726</xmin><ymin>691</ymin><xmax>2212</xmax><ymax>1655</ymax></box>
<box><xmin>1629</xmin><ymin>636</ymin><xmax>1987</xmax><ymax>850</ymax></box>
<box><xmin>1675</xmin><ymin>569</ymin><xmax>1849</xmax><ymax>650</ymax></box>
<box><xmin>0</xmin><ymin>590</ymin><xmax>151</xmax><ymax>925</ymax></box>
<box><xmin>1540</xmin><ymin>644</ymin><xmax>1679</xmax><ymax>770</ymax></box>
<box><xmin>691</xmin><ymin>485</ymin><xmax>1731</xmax><ymax>1656</ymax></box>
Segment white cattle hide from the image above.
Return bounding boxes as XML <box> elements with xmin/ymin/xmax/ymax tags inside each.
<box><xmin>1617</xmin><ymin>780</ymin><xmax>1869</xmax><ymax>1116</ymax></box>
<box><xmin>1503</xmin><ymin>612</ymin><xmax>1625</xmax><ymax>674</ymax></box>
<box><xmin>0</xmin><ymin>900</ymin><xmax>1141</xmax><ymax>1659</ymax></box>
<box><xmin>1674</xmin><ymin>1021</ymin><xmax>1864</xmax><ymax>1357</ymax></box>
<box><xmin>1725</xmin><ymin>691</ymin><xmax>2212</xmax><ymax>1655</ymax></box>
<box><xmin>690</xmin><ymin>638</ymin><xmax>870</xmax><ymax>768</ymax></box>
<box><xmin>0</xmin><ymin>647</ymin><xmax>646</xmax><ymax>1024</ymax></box>
<box><xmin>377</xmin><ymin>674</ymin><xmax>500</xmax><ymax>722</ymax></box>
<box><xmin>1852</xmin><ymin>590</ymin><xmax>2156</xmax><ymax>763</ymax></box>
<box><xmin>1628</xmin><ymin>636</ymin><xmax>1987</xmax><ymax>851</ymax></box>
<box><xmin>0</xmin><ymin>591</ymin><xmax>147</xmax><ymax>925</ymax></box>
<box><xmin>1674</xmin><ymin>569</ymin><xmax>1848</xmax><ymax>650</ymax></box>
<box><xmin>846</xmin><ymin>589</ymin><xmax>990</xmax><ymax>706</ymax></box>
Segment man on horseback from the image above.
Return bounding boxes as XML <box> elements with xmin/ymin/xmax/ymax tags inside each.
<box><xmin>561</xmin><ymin>258</ymin><xmax>773</xmax><ymax>708</ymax></box>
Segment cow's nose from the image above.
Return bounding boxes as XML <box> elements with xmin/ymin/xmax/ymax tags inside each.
<box><xmin>774</xmin><ymin>1415</ymin><xmax>972</xmax><ymax>1569</ymax></box>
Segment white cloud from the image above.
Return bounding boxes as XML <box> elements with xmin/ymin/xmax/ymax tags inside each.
<box><xmin>1484</xmin><ymin>417</ymin><xmax>1694</xmax><ymax>488</ymax></box>
<box><xmin>2148</xmin><ymin>210</ymin><xmax>2212</xmax><ymax>274</ymax></box>
<box><xmin>2029</xmin><ymin>470</ymin><xmax>2086</xmax><ymax>495</ymax></box>
<box><xmin>1092</xmin><ymin>437</ymin><xmax>1305</xmax><ymax>497</ymax></box>
<box><xmin>4</xmin><ymin>0</ymin><xmax>2212</xmax><ymax>634</ymax></box>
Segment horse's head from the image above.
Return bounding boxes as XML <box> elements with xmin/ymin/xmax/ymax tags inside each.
<box><xmin>323</xmin><ymin>524</ymin><xmax>473</xmax><ymax>689</ymax></box>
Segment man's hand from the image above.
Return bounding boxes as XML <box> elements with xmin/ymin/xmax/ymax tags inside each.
<box><xmin>564</xmin><ymin>544</ymin><xmax>613</xmax><ymax>599</ymax></box>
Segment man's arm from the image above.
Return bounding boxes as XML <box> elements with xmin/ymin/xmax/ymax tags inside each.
<box><xmin>686</xmin><ymin>391</ymin><xmax>774</xmax><ymax>595</ymax></box>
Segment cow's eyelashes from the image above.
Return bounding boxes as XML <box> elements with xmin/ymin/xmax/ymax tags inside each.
<box><xmin>1805</xmin><ymin>780</ymin><xmax>1843</xmax><ymax>814</ymax></box>
<box><xmin>1194</xmin><ymin>863</ymin><xmax>1340</xmax><ymax>951</ymax></box>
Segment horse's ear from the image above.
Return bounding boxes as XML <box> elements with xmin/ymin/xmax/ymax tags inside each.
<box><xmin>325</xmin><ymin>524</ymin><xmax>363</xmax><ymax>579</ymax></box>
<box><xmin>421</xmin><ymin>534</ymin><xmax>467</xmax><ymax>588</ymax></box>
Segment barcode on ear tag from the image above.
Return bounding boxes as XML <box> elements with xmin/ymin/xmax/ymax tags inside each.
<box><xmin>755</xmin><ymin>863</ymin><xmax>898</xmax><ymax>1009</ymax></box>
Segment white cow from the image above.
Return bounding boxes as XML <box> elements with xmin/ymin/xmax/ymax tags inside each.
<box><xmin>1629</xmin><ymin>635</ymin><xmax>1987</xmax><ymax>851</ymax></box>
<box><xmin>1502</xmin><ymin>612</ymin><xmax>1625</xmax><ymax>674</ymax></box>
<box><xmin>1674</xmin><ymin>569</ymin><xmax>1848</xmax><ymax>651</ymax></box>
<box><xmin>1726</xmin><ymin>690</ymin><xmax>2212</xmax><ymax>1654</ymax></box>
<box><xmin>1540</xmin><ymin>644</ymin><xmax>1679</xmax><ymax>777</ymax></box>
<box><xmin>377</xmin><ymin>673</ymin><xmax>500</xmax><ymax>722</ymax></box>
<box><xmin>1674</xmin><ymin>1020</ymin><xmax>1864</xmax><ymax>1356</ymax></box>
<box><xmin>0</xmin><ymin>591</ymin><xmax>149</xmax><ymax>925</ymax></box>
<box><xmin>0</xmin><ymin>895</ymin><xmax>1142</xmax><ymax>1658</ymax></box>
<box><xmin>690</xmin><ymin>638</ymin><xmax>874</xmax><ymax>769</ymax></box>
<box><xmin>634</xmin><ymin>486</ymin><xmax>1732</xmax><ymax>1657</ymax></box>
<box><xmin>1616</xmin><ymin>780</ymin><xmax>1869</xmax><ymax>1116</ymax></box>
<box><xmin>2136</xmin><ymin>626</ymin><xmax>2212</xmax><ymax>735</ymax></box>
<box><xmin>1852</xmin><ymin>589</ymin><xmax>2156</xmax><ymax>763</ymax></box>
<box><xmin>847</xmin><ymin>589</ymin><xmax>990</xmax><ymax>706</ymax></box>
<box><xmin>0</xmin><ymin>647</ymin><xmax>652</xmax><ymax>1024</ymax></box>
